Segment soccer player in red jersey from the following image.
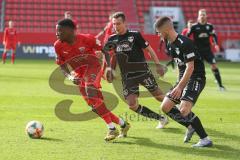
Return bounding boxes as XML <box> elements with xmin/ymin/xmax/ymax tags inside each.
<box><xmin>2</xmin><ymin>20</ymin><xmax>18</xmax><ymax>64</ymax></box>
<box><xmin>54</xmin><ymin>19</ymin><xmax>130</xmax><ymax>141</ymax></box>
<box><xmin>64</xmin><ymin>11</ymin><xmax>79</xmax><ymax>31</ymax></box>
<box><xmin>181</xmin><ymin>20</ymin><xmax>193</xmax><ymax>37</ymax></box>
<box><xmin>96</xmin><ymin>13</ymin><xmax>115</xmax><ymax>44</ymax></box>
<box><xmin>96</xmin><ymin>13</ymin><xmax>116</xmax><ymax>78</ymax></box>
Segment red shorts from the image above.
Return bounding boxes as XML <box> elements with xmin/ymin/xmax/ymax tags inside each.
<box><xmin>75</xmin><ymin>64</ymin><xmax>102</xmax><ymax>88</ymax></box>
<box><xmin>5</xmin><ymin>42</ymin><xmax>16</xmax><ymax>50</ymax></box>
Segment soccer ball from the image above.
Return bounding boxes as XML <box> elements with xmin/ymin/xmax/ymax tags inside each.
<box><xmin>25</xmin><ymin>121</ymin><xmax>44</xmax><ymax>139</ymax></box>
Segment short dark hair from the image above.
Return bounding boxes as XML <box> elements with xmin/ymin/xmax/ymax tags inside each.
<box><xmin>112</xmin><ymin>12</ymin><xmax>126</xmax><ymax>21</ymax></box>
<box><xmin>154</xmin><ymin>16</ymin><xmax>172</xmax><ymax>29</ymax></box>
<box><xmin>57</xmin><ymin>19</ymin><xmax>76</xmax><ymax>29</ymax></box>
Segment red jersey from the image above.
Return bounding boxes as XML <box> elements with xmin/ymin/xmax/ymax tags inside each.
<box><xmin>181</xmin><ymin>28</ymin><xmax>194</xmax><ymax>40</ymax></box>
<box><xmin>3</xmin><ymin>27</ymin><xmax>17</xmax><ymax>44</ymax></box>
<box><xmin>54</xmin><ymin>34</ymin><xmax>101</xmax><ymax>64</ymax></box>
<box><xmin>54</xmin><ymin>34</ymin><xmax>102</xmax><ymax>74</ymax></box>
<box><xmin>181</xmin><ymin>28</ymin><xmax>189</xmax><ymax>36</ymax></box>
<box><xmin>54</xmin><ymin>34</ymin><xmax>103</xmax><ymax>88</ymax></box>
<box><xmin>103</xmin><ymin>22</ymin><xmax>114</xmax><ymax>43</ymax></box>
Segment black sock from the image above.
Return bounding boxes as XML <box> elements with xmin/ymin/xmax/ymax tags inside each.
<box><xmin>135</xmin><ymin>105</ymin><xmax>164</xmax><ymax>121</ymax></box>
<box><xmin>190</xmin><ymin>113</ymin><xmax>208</xmax><ymax>139</ymax></box>
<box><xmin>166</xmin><ymin>107</ymin><xmax>208</xmax><ymax>139</ymax></box>
<box><xmin>166</xmin><ymin>106</ymin><xmax>190</xmax><ymax>127</ymax></box>
<box><xmin>120</xmin><ymin>123</ymin><xmax>126</xmax><ymax>128</ymax></box>
<box><xmin>212</xmin><ymin>68</ymin><xmax>223</xmax><ymax>87</ymax></box>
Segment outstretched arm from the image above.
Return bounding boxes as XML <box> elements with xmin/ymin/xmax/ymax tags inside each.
<box><xmin>144</xmin><ymin>45</ymin><xmax>167</xmax><ymax>77</ymax></box>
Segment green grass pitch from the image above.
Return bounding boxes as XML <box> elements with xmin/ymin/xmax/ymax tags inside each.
<box><xmin>0</xmin><ymin>60</ymin><xmax>240</xmax><ymax>160</ymax></box>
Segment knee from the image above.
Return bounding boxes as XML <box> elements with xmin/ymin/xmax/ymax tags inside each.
<box><xmin>161</xmin><ymin>104</ymin><xmax>171</xmax><ymax>114</ymax></box>
<box><xmin>127</xmin><ymin>100</ymin><xmax>138</xmax><ymax>111</ymax></box>
<box><xmin>211</xmin><ymin>64</ymin><xmax>217</xmax><ymax>70</ymax></box>
<box><xmin>155</xmin><ymin>95</ymin><xmax>164</xmax><ymax>102</ymax></box>
<box><xmin>180</xmin><ymin>108</ymin><xmax>190</xmax><ymax>117</ymax></box>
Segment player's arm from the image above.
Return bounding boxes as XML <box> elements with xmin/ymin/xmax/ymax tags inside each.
<box><xmin>102</xmin><ymin>41</ymin><xmax>116</xmax><ymax>82</ymax></box>
<box><xmin>171</xmin><ymin>61</ymin><xmax>194</xmax><ymax>99</ymax></box>
<box><xmin>144</xmin><ymin>45</ymin><xmax>167</xmax><ymax>77</ymax></box>
<box><xmin>209</xmin><ymin>25</ymin><xmax>220</xmax><ymax>52</ymax></box>
<box><xmin>59</xmin><ymin>63</ymin><xmax>80</xmax><ymax>85</ymax></box>
<box><xmin>136</xmin><ymin>32</ymin><xmax>166</xmax><ymax>76</ymax></box>
<box><xmin>3</xmin><ymin>29</ymin><xmax>7</xmax><ymax>45</ymax></box>
<box><xmin>95</xmin><ymin>25</ymin><xmax>108</xmax><ymax>39</ymax></box>
<box><xmin>171</xmin><ymin>42</ymin><xmax>196</xmax><ymax>99</ymax></box>
<box><xmin>54</xmin><ymin>45</ymin><xmax>79</xmax><ymax>84</ymax></box>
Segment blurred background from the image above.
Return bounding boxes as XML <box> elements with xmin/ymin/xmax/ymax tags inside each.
<box><xmin>0</xmin><ymin>0</ymin><xmax>240</xmax><ymax>61</ymax></box>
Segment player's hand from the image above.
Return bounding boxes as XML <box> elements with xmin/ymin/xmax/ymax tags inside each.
<box><xmin>156</xmin><ymin>64</ymin><xmax>167</xmax><ymax>77</ymax></box>
<box><xmin>103</xmin><ymin>41</ymin><xmax>117</xmax><ymax>51</ymax></box>
<box><xmin>105</xmin><ymin>67</ymin><xmax>113</xmax><ymax>83</ymax></box>
<box><xmin>17</xmin><ymin>41</ymin><xmax>21</xmax><ymax>47</ymax></box>
<box><xmin>170</xmin><ymin>85</ymin><xmax>183</xmax><ymax>99</ymax></box>
<box><xmin>67</xmin><ymin>71</ymin><xmax>80</xmax><ymax>85</ymax></box>
<box><xmin>215</xmin><ymin>45</ymin><xmax>220</xmax><ymax>52</ymax></box>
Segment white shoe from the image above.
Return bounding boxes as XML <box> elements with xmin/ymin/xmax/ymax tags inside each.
<box><xmin>219</xmin><ymin>86</ymin><xmax>226</xmax><ymax>91</ymax></box>
<box><xmin>192</xmin><ymin>137</ymin><xmax>213</xmax><ymax>147</ymax></box>
<box><xmin>156</xmin><ymin>115</ymin><xmax>169</xmax><ymax>129</ymax></box>
<box><xmin>184</xmin><ymin>126</ymin><xmax>195</xmax><ymax>143</ymax></box>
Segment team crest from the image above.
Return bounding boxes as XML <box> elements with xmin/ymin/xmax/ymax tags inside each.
<box><xmin>128</xmin><ymin>36</ymin><xmax>134</xmax><ymax>42</ymax></box>
<box><xmin>206</xmin><ymin>25</ymin><xmax>210</xmax><ymax>30</ymax></box>
<box><xmin>175</xmin><ymin>48</ymin><xmax>180</xmax><ymax>55</ymax></box>
<box><xmin>79</xmin><ymin>47</ymin><xmax>85</xmax><ymax>53</ymax></box>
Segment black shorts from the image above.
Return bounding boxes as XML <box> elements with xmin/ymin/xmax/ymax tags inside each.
<box><xmin>199</xmin><ymin>50</ymin><xmax>216</xmax><ymax>64</ymax></box>
<box><xmin>122</xmin><ymin>71</ymin><xmax>158</xmax><ymax>98</ymax></box>
<box><xmin>167</xmin><ymin>77</ymin><xmax>206</xmax><ymax>105</ymax></box>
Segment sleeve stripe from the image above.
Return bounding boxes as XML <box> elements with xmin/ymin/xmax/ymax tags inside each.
<box><xmin>186</xmin><ymin>52</ymin><xmax>195</xmax><ymax>59</ymax></box>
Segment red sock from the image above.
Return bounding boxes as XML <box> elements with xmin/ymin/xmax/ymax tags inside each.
<box><xmin>11</xmin><ymin>53</ymin><xmax>15</xmax><ymax>64</ymax></box>
<box><xmin>108</xmin><ymin>112</ymin><xmax>120</xmax><ymax>124</ymax></box>
<box><xmin>2</xmin><ymin>52</ymin><xmax>7</xmax><ymax>63</ymax></box>
<box><xmin>101</xmin><ymin>113</ymin><xmax>112</xmax><ymax>124</ymax></box>
<box><xmin>95</xmin><ymin>102</ymin><xmax>112</xmax><ymax>123</ymax></box>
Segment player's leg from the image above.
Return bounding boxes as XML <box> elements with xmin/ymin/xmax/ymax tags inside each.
<box><xmin>85</xmin><ymin>68</ymin><xmax>129</xmax><ymax>140</ymax></box>
<box><xmin>211</xmin><ymin>63</ymin><xmax>225</xmax><ymax>90</ymax></box>
<box><xmin>140</xmin><ymin>73</ymin><xmax>169</xmax><ymax>128</ymax></box>
<box><xmin>2</xmin><ymin>47</ymin><xmax>9</xmax><ymax>64</ymax></box>
<box><xmin>84</xmin><ymin>84</ymin><xmax>119</xmax><ymax>141</ymax></box>
<box><xmin>126</xmin><ymin>93</ymin><xmax>164</xmax><ymax>120</ymax></box>
<box><xmin>204</xmin><ymin>51</ymin><xmax>225</xmax><ymax>90</ymax></box>
<box><xmin>180</xmin><ymin>100</ymin><xmax>212</xmax><ymax>147</ymax></box>
<box><xmin>124</xmin><ymin>82</ymin><xmax>166</xmax><ymax>122</ymax></box>
<box><xmin>11</xmin><ymin>48</ymin><xmax>16</xmax><ymax>64</ymax></box>
<box><xmin>161</xmin><ymin>96</ymin><xmax>191</xmax><ymax>128</ymax></box>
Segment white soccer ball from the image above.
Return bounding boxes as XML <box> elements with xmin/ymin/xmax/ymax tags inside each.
<box><xmin>25</xmin><ymin>121</ymin><xmax>44</xmax><ymax>139</ymax></box>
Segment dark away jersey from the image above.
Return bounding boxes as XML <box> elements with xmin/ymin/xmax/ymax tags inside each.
<box><xmin>166</xmin><ymin>34</ymin><xmax>205</xmax><ymax>80</ymax></box>
<box><xmin>187</xmin><ymin>22</ymin><xmax>217</xmax><ymax>51</ymax></box>
<box><xmin>107</xmin><ymin>30</ymin><xmax>150</xmax><ymax>79</ymax></box>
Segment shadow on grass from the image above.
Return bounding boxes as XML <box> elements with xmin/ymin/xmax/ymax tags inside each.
<box><xmin>159</xmin><ymin>127</ymin><xmax>185</xmax><ymax>134</ymax></box>
<box><xmin>129</xmin><ymin>136</ymin><xmax>239</xmax><ymax>160</ymax></box>
<box><xmin>39</xmin><ymin>137</ymin><xmax>63</xmax><ymax>142</ymax></box>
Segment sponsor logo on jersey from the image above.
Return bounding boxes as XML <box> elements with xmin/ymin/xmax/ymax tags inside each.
<box><xmin>198</xmin><ymin>33</ymin><xmax>208</xmax><ymax>38</ymax></box>
<box><xmin>128</xmin><ymin>36</ymin><xmax>134</xmax><ymax>43</ymax></box>
<box><xmin>116</xmin><ymin>40</ymin><xmax>132</xmax><ymax>52</ymax></box>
